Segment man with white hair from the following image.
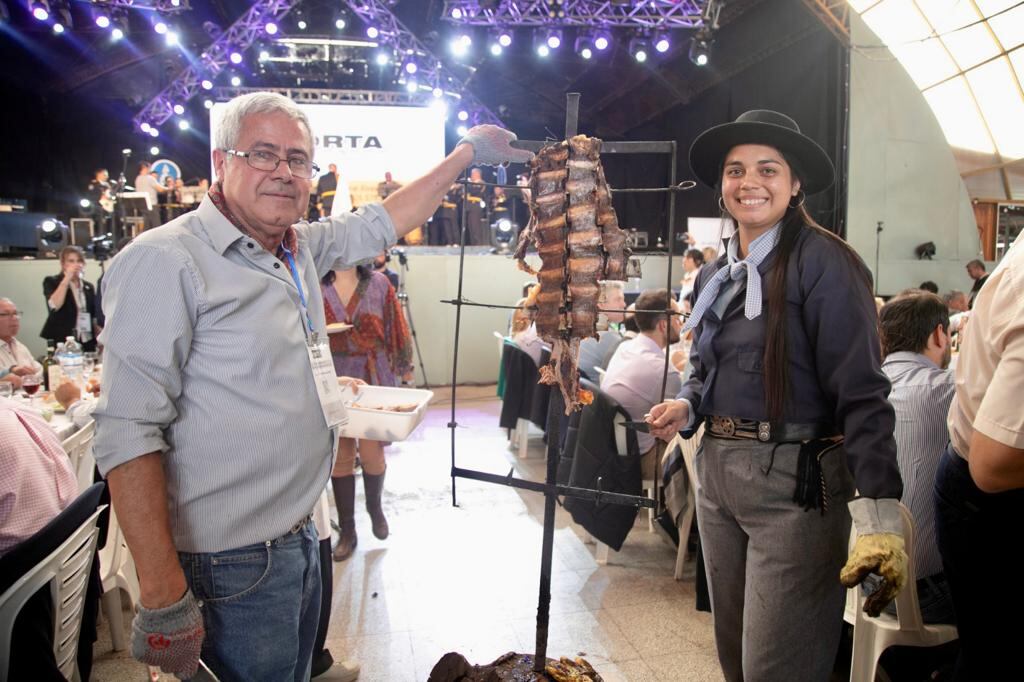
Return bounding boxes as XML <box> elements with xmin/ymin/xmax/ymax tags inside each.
<box><xmin>0</xmin><ymin>298</ymin><xmax>42</xmax><ymax>389</ymax></box>
<box><xmin>93</xmin><ymin>92</ymin><xmax>531</xmax><ymax>680</ymax></box>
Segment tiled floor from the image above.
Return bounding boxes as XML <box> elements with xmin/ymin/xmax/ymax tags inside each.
<box><xmin>91</xmin><ymin>386</ymin><xmax>722</xmax><ymax>681</ymax></box>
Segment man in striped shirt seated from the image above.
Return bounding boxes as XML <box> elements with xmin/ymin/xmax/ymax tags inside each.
<box><xmin>874</xmin><ymin>290</ymin><xmax>956</xmax><ymax>624</ymax></box>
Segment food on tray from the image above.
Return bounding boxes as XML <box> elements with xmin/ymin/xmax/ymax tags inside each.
<box><xmin>514</xmin><ymin>135</ymin><xmax>629</xmax><ymax>413</ymax></box>
<box><xmin>349</xmin><ymin>402</ymin><xmax>419</xmax><ymax>413</ymax></box>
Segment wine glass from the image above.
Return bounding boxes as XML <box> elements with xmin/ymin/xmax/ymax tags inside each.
<box><xmin>22</xmin><ymin>373</ymin><xmax>42</xmax><ymax>405</ymax></box>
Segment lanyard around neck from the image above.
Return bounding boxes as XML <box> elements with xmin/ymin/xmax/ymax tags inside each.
<box><xmin>281</xmin><ymin>248</ymin><xmax>315</xmax><ymax>335</ymax></box>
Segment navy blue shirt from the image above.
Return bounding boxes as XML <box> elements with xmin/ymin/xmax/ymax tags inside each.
<box><xmin>679</xmin><ymin>226</ymin><xmax>902</xmax><ymax>499</ymax></box>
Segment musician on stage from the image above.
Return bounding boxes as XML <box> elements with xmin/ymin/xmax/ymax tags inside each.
<box><xmin>87</xmin><ymin>168</ymin><xmax>112</xmax><ymax>234</ymax></box>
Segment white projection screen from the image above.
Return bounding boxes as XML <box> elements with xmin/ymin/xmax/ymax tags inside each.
<box><xmin>209</xmin><ymin>101</ymin><xmax>445</xmax><ymax>203</ymax></box>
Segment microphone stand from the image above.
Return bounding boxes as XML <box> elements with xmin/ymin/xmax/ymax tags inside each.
<box><xmin>874</xmin><ymin>221</ymin><xmax>883</xmax><ymax>296</ymax></box>
<box><xmin>114</xmin><ymin>149</ymin><xmax>132</xmax><ymax>245</ymax></box>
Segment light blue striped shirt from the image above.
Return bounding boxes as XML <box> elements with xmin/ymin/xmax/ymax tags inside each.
<box><xmin>93</xmin><ymin>196</ymin><xmax>396</xmax><ymax>553</ymax></box>
<box><xmin>882</xmin><ymin>351</ymin><xmax>954</xmax><ymax>579</ymax></box>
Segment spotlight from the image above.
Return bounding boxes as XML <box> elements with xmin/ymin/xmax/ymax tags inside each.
<box><xmin>153</xmin><ymin>20</ymin><xmax>167</xmax><ymax>34</ymax></box>
<box><xmin>95</xmin><ymin>14</ymin><xmax>110</xmax><ymax>29</ymax></box>
<box><xmin>52</xmin><ymin>22</ymin><xmax>64</xmax><ymax>34</ymax></box>
<box><xmin>402</xmin><ymin>58</ymin><xmax>418</xmax><ymax>74</ymax></box>
<box><xmin>298</xmin><ymin>19</ymin><xmax>307</xmax><ymax>30</ymax></box>
<box><xmin>37</xmin><ymin>218</ymin><xmax>69</xmax><ymax>254</ymax></box>
<box><xmin>140</xmin><ymin>122</ymin><xmax>151</xmax><ymax>133</ymax></box>
<box><xmin>150</xmin><ymin>146</ymin><xmax>160</xmax><ymax>155</ymax></box>
<box><xmin>490</xmin><ymin>43</ymin><xmax>502</xmax><ymax>56</ymax></box>
<box><xmin>149</xmin><ymin>128</ymin><xmax>160</xmax><ymax>137</ymax></box>
<box><xmin>335</xmin><ymin>17</ymin><xmax>346</xmax><ymax>30</ymax></box>
<box><xmin>173</xmin><ymin>103</ymin><xmax>185</xmax><ymax>115</ymax></box>
<box><xmin>79</xmin><ymin>198</ymin><xmax>91</xmax><ymax>209</ymax></box>
<box><xmin>457</xmin><ymin>110</ymin><xmax>469</xmax><ymax>121</ymax></box>
<box><xmin>688</xmin><ymin>35</ymin><xmax>711</xmax><ymax>66</ymax></box>
<box><xmin>366</xmin><ymin>25</ymin><xmax>379</xmax><ymax>39</ymax></box>
<box><xmin>498</xmin><ymin>30</ymin><xmax>512</xmax><ymax>47</ymax></box>
<box><xmin>30</xmin><ymin>1</ymin><xmax>49</xmax><ymax>21</ymax></box>
<box><xmin>178</xmin><ymin>119</ymin><xmax>190</xmax><ymax>131</ymax></box>
<box><xmin>456</xmin><ymin>124</ymin><xmax>468</xmax><ymax>136</ymax></box>
<box><xmin>451</xmin><ymin>7</ymin><xmax>463</xmax><ymax>19</ymax></box>
<box><xmin>259</xmin><ymin>49</ymin><xmax>270</xmax><ymax>61</ymax></box>
<box><xmin>655</xmin><ymin>34</ymin><xmax>670</xmax><ymax>53</ymax></box>
<box><xmin>546</xmin><ymin>29</ymin><xmax>562</xmax><ymax>49</ymax></box>
<box><xmin>594</xmin><ymin>31</ymin><xmax>611</xmax><ymax>51</ymax></box>
<box><xmin>230</xmin><ymin>75</ymin><xmax>242</xmax><ymax>86</ymax></box>
<box><xmin>201</xmin><ymin>78</ymin><xmax>213</xmax><ymax>90</ymax></box>
<box><xmin>265</xmin><ymin>22</ymin><xmax>278</xmax><ymax>35</ymax></box>
<box><xmin>537</xmin><ymin>44</ymin><xmax>550</xmax><ymax>57</ymax></box>
<box><xmin>432</xmin><ymin>86</ymin><xmax>443</xmax><ymax>98</ymax></box>
<box><xmin>204</xmin><ymin>99</ymin><xmax>214</xmax><ymax>109</ymax></box>
<box><xmin>111</xmin><ymin>27</ymin><xmax>124</xmax><ymax>41</ymax></box>
<box><xmin>574</xmin><ymin>36</ymin><xmax>593</xmax><ymax>59</ymax></box>
<box><xmin>630</xmin><ymin>36</ymin><xmax>649</xmax><ymax>63</ymax></box>
<box><xmin>450</xmin><ymin>33</ymin><xmax>471</xmax><ymax>57</ymax></box>
<box><xmin>165</xmin><ymin>31</ymin><xmax>179</xmax><ymax>46</ymax></box>
<box><xmin>375</xmin><ymin>51</ymin><xmax>389</xmax><ymax>65</ymax></box>
<box><xmin>229</xmin><ymin>51</ymin><xmax>243</xmax><ymax>64</ymax></box>
<box><xmin>405</xmin><ymin>79</ymin><xmax>418</xmax><ymax>92</ymax></box>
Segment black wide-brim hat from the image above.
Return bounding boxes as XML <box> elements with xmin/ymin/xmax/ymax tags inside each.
<box><xmin>689</xmin><ymin>110</ymin><xmax>835</xmax><ymax>195</ymax></box>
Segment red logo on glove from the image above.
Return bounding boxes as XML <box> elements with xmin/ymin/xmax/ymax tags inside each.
<box><xmin>148</xmin><ymin>634</ymin><xmax>171</xmax><ymax>650</ymax></box>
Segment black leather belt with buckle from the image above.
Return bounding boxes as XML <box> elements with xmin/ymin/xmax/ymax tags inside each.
<box><xmin>705</xmin><ymin>416</ymin><xmax>835</xmax><ymax>443</ymax></box>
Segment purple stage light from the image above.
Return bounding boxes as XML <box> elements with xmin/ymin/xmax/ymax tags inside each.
<box><xmin>230</xmin><ymin>75</ymin><xmax>242</xmax><ymax>86</ymax></box>
<box><xmin>451</xmin><ymin>8</ymin><xmax>463</xmax><ymax>20</ymax></box>
<box><xmin>366</xmin><ymin>26</ymin><xmax>379</xmax><ymax>39</ymax></box>
<box><xmin>265</xmin><ymin>22</ymin><xmax>278</xmax><ymax>35</ymax></box>
<box><xmin>112</xmin><ymin>27</ymin><xmax>124</xmax><ymax>41</ymax></box>
<box><xmin>31</xmin><ymin>5</ymin><xmax>49</xmax><ymax>22</ymax></box>
<box><xmin>546</xmin><ymin>30</ymin><xmax>562</xmax><ymax>49</ymax></box>
<box><xmin>53</xmin><ymin>23</ymin><xmax>65</xmax><ymax>34</ymax></box>
<box><xmin>498</xmin><ymin>31</ymin><xmax>512</xmax><ymax>47</ymax></box>
<box><xmin>201</xmin><ymin>79</ymin><xmax>214</xmax><ymax>90</ymax></box>
<box><xmin>173</xmin><ymin>104</ymin><xmax>185</xmax><ymax>115</ymax></box>
<box><xmin>95</xmin><ymin>15</ymin><xmax>111</xmax><ymax>29</ymax></box>
<box><xmin>154</xmin><ymin>21</ymin><xmax>167</xmax><ymax>35</ymax></box>
<box><xmin>457</xmin><ymin>110</ymin><xmax>469</xmax><ymax>121</ymax></box>
<box><xmin>594</xmin><ymin>33</ymin><xmax>611</xmax><ymax>51</ymax></box>
<box><xmin>229</xmin><ymin>51</ymin><xmax>243</xmax><ymax>64</ymax></box>
<box><xmin>655</xmin><ymin>35</ymin><xmax>670</xmax><ymax>53</ymax></box>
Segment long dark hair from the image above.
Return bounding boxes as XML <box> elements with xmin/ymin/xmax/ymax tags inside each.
<box><xmin>321</xmin><ymin>264</ymin><xmax>372</xmax><ymax>286</ymax></box>
<box><xmin>718</xmin><ymin>158</ymin><xmax>871</xmax><ymax>422</ymax></box>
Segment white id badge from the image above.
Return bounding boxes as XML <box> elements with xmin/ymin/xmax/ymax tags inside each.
<box><xmin>76</xmin><ymin>311</ymin><xmax>91</xmax><ymax>334</ymax></box>
<box><xmin>307</xmin><ymin>336</ymin><xmax>348</xmax><ymax>429</ymax></box>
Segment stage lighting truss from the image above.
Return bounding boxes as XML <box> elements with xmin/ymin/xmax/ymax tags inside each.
<box><xmin>441</xmin><ymin>1</ymin><xmax>708</xmax><ymax>28</ymax></box>
<box><xmin>85</xmin><ymin>0</ymin><xmax>192</xmax><ymax>12</ymax></box>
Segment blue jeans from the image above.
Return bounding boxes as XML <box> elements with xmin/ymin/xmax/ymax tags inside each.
<box><xmin>179</xmin><ymin>519</ymin><xmax>321</xmax><ymax>682</ymax></box>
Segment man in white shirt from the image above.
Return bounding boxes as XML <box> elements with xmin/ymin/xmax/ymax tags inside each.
<box><xmin>601</xmin><ymin>289</ymin><xmax>682</xmax><ymax>476</ymax></box>
<box><xmin>133</xmin><ymin>161</ymin><xmax>167</xmax><ymax>229</ymax></box>
<box><xmin>0</xmin><ymin>298</ymin><xmax>42</xmax><ymax>389</ymax></box>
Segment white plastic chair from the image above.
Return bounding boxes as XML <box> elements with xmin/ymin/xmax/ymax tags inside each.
<box><xmin>844</xmin><ymin>502</ymin><xmax>958</xmax><ymax>682</ymax></box>
<box><xmin>98</xmin><ymin>506</ymin><xmax>141</xmax><ymax>651</ymax></box>
<box><xmin>0</xmin><ymin>506</ymin><xmax>106</xmax><ymax>682</ymax></box>
<box><xmin>61</xmin><ymin>420</ymin><xmax>96</xmax><ymax>492</ymax></box>
<box><xmin>670</xmin><ymin>428</ymin><xmax>702</xmax><ymax>580</ymax></box>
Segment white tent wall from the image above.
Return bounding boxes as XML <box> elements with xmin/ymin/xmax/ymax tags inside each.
<box><xmin>847</xmin><ymin>12</ymin><xmax>987</xmax><ymax>297</ymax></box>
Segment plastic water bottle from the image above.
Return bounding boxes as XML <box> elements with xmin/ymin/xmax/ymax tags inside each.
<box><xmin>59</xmin><ymin>335</ymin><xmax>85</xmax><ymax>387</ymax></box>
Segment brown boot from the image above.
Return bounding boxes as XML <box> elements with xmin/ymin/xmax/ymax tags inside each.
<box><xmin>330</xmin><ymin>476</ymin><xmax>357</xmax><ymax>561</ymax></box>
<box><xmin>363</xmin><ymin>470</ymin><xmax>389</xmax><ymax>540</ymax></box>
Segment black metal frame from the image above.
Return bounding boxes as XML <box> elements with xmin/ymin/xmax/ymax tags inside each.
<box><xmin>443</xmin><ymin>93</ymin><xmax>686</xmax><ymax>672</ymax></box>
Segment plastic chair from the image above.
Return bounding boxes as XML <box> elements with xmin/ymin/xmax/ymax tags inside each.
<box><xmin>61</xmin><ymin>419</ymin><xmax>96</xmax><ymax>492</ymax></box>
<box><xmin>98</xmin><ymin>506</ymin><xmax>141</xmax><ymax>651</ymax></box>
<box><xmin>669</xmin><ymin>428</ymin><xmax>703</xmax><ymax>580</ymax></box>
<box><xmin>844</xmin><ymin>502</ymin><xmax>958</xmax><ymax>682</ymax></box>
<box><xmin>0</xmin><ymin>483</ymin><xmax>106</xmax><ymax>682</ymax></box>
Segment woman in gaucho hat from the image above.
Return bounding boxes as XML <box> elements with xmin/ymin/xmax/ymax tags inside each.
<box><xmin>647</xmin><ymin>111</ymin><xmax>908</xmax><ymax>681</ymax></box>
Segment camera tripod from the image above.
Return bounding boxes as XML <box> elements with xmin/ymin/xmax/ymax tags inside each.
<box><xmin>393</xmin><ymin>249</ymin><xmax>429</xmax><ymax>388</ymax></box>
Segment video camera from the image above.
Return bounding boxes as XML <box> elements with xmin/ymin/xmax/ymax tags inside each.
<box><xmin>87</xmin><ymin>233</ymin><xmax>115</xmax><ymax>262</ymax></box>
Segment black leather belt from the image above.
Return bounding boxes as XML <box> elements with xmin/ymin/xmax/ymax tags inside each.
<box><xmin>705</xmin><ymin>416</ymin><xmax>836</xmax><ymax>443</ymax></box>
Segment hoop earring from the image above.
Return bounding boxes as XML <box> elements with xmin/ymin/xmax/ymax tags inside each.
<box><xmin>717</xmin><ymin>196</ymin><xmax>728</xmax><ymax>213</ymax></box>
<box><xmin>788</xmin><ymin>190</ymin><xmax>806</xmax><ymax>209</ymax></box>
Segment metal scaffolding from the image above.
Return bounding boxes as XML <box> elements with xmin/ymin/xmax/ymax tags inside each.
<box><xmin>442</xmin><ymin>0</ymin><xmax>710</xmax><ymax>28</ymax></box>
<box><xmin>210</xmin><ymin>86</ymin><xmax>427</xmax><ymax>107</ymax></box>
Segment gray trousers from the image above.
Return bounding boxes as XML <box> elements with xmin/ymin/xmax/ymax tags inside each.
<box><xmin>695</xmin><ymin>436</ymin><xmax>853</xmax><ymax>682</ymax></box>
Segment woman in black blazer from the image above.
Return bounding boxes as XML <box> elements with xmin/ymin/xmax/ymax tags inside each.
<box><xmin>41</xmin><ymin>246</ymin><xmax>98</xmax><ymax>352</ymax></box>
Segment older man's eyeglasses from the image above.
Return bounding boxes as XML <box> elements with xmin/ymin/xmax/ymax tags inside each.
<box><xmin>0</xmin><ymin>311</ymin><xmax>23</xmax><ymax>318</ymax></box>
<box><xmin>224</xmin><ymin>149</ymin><xmax>320</xmax><ymax>180</ymax></box>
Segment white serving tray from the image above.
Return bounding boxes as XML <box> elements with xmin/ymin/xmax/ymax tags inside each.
<box><xmin>337</xmin><ymin>384</ymin><xmax>434</xmax><ymax>441</ymax></box>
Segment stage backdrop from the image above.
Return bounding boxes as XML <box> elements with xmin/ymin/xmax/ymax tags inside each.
<box><xmin>209</xmin><ymin>102</ymin><xmax>445</xmax><ymax>197</ymax></box>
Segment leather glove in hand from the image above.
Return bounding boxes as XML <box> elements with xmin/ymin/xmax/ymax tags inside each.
<box><xmin>840</xmin><ymin>498</ymin><xmax>909</xmax><ymax>617</ymax></box>
<box><xmin>131</xmin><ymin>589</ymin><xmax>205</xmax><ymax>677</ymax></box>
<box><xmin>457</xmin><ymin>125</ymin><xmax>534</xmax><ymax>165</ymax></box>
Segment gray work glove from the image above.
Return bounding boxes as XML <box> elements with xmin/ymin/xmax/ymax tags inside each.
<box><xmin>457</xmin><ymin>125</ymin><xmax>534</xmax><ymax>165</ymax></box>
<box><xmin>131</xmin><ymin>589</ymin><xmax>205</xmax><ymax>678</ymax></box>
<box><xmin>839</xmin><ymin>497</ymin><xmax>908</xmax><ymax>617</ymax></box>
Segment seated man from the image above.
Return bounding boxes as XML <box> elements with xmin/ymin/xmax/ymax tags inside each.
<box><xmin>601</xmin><ymin>289</ymin><xmax>682</xmax><ymax>478</ymax></box>
<box><xmin>0</xmin><ymin>298</ymin><xmax>42</xmax><ymax>390</ymax></box>
<box><xmin>54</xmin><ymin>381</ymin><xmax>96</xmax><ymax>429</ymax></box>
<box><xmin>578</xmin><ymin>280</ymin><xmax>627</xmax><ymax>382</ymax></box>
<box><xmin>875</xmin><ymin>291</ymin><xmax>956</xmax><ymax>624</ymax></box>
